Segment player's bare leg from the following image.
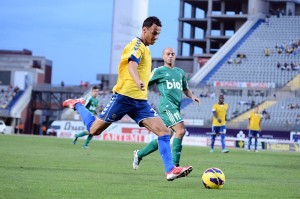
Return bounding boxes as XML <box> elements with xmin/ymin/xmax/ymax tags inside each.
<box><xmin>89</xmin><ymin>118</ymin><xmax>111</xmax><ymax>135</ymax></box>
<box><xmin>171</xmin><ymin>122</ymin><xmax>185</xmax><ymax>139</ymax></box>
<box><xmin>142</xmin><ymin>117</ymin><xmax>170</xmax><ymax>137</ymax></box>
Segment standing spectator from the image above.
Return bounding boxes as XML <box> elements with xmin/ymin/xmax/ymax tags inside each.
<box><xmin>247</xmin><ymin>107</ymin><xmax>262</xmax><ymax>152</ymax></box>
<box><xmin>210</xmin><ymin>94</ymin><xmax>229</xmax><ymax>153</ymax></box>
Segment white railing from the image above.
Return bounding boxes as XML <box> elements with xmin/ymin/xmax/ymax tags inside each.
<box><xmin>189</xmin><ymin>18</ymin><xmax>260</xmax><ymax>85</ymax></box>
<box><xmin>10</xmin><ymin>86</ymin><xmax>32</xmax><ymax>118</ymax></box>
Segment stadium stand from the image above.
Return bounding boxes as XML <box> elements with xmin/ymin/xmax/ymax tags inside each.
<box><xmin>0</xmin><ymin>86</ymin><xmax>22</xmax><ymax>109</ymax></box>
<box><xmin>180</xmin><ymin>95</ymin><xmax>265</xmax><ymax>121</ymax></box>
<box><xmin>178</xmin><ymin>16</ymin><xmax>300</xmax><ymax>134</ymax></box>
<box><xmin>203</xmin><ymin>16</ymin><xmax>300</xmax><ymax>87</ymax></box>
<box><xmin>261</xmin><ymin>97</ymin><xmax>300</xmax><ymax>130</ymax></box>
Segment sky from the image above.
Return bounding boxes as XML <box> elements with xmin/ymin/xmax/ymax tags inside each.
<box><xmin>0</xmin><ymin>0</ymin><xmax>180</xmax><ymax>86</ymax></box>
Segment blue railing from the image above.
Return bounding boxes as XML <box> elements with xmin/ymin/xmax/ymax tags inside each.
<box><xmin>180</xmin><ymin>98</ymin><xmax>193</xmax><ymax>110</ymax></box>
<box><xmin>6</xmin><ymin>90</ymin><xmax>24</xmax><ymax>110</ymax></box>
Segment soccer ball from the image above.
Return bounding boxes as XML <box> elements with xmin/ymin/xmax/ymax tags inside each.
<box><xmin>202</xmin><ymin>167</ymin><xmax>225</xmax><ymax>189</ymax></box>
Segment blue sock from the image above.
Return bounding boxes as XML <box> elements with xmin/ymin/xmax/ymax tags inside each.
<box><xmin>248</xmin><ymin>137</ymin><xmax>252</xmax><ymax>150</ymax></box>
<box><xmin>221</xmin><ymin>134</ymin><xmax>226</xmax><ymax>150</ymax></box>
<box><xmin>211</xmin><ymin>135</ymin><xmax>216</xmax><ymax>149</ymax></box>
<box><xmin>254</xmin><ymin>139</ymin><xmax>257</xmax><ymax>150</ymax></box>
<box><xmin>75</xmin><ymin>103</ymin><xmax>95</xmax><ymax>131</ymax></box>
<box><xmin>158</xmin><ymin>135</ymin><xmax>174</xmax><ymax>173</ymax></box>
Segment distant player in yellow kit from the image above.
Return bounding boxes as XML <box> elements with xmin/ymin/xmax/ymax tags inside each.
<box><xmin>248</xmin><ymin>107</ymin><xmax>262</xmax><ymax>152</ymax></box>
<box><xmin>210</xmin><ymin>94</ymin><xmax>229</xmax><ymax>153</ymax></box>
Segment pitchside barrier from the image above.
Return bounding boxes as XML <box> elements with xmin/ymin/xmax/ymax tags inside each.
<box><xmin>51</xmin><ymin>120</ymin><xmax>300</xmax><ymax>152</ymax></box>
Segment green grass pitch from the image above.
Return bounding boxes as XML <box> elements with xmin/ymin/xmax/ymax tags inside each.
<box><xmin>0</xmin><ymin>135</ymin><xmax>299</xmax><ymax>199</ymax></box>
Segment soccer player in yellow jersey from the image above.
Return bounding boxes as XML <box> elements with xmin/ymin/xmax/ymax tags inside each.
<box><xmin>63</xmin><ymin>16</ymin><xmax>192</xmax><ymax>181</ymax></box>
<box><xmin>210</xmin><ymin>94</ymin><xmax>229</xmax><ymax>153</ymax></box>
<box><xmin>248</xmin><ymin>107</ymin><xmax>262</xmax><ymax>152</ymax></box>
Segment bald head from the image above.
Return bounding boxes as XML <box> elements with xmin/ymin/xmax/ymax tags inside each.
<box><xmin>162</xmin><ymin>48</ymin><xmax>176</xmax><ymax>68</ymax></box>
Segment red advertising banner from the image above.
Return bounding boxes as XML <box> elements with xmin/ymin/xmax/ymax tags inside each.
<box><xmin>101</xmin><ymin>132</ymin><xmax>146</xmax><ymax>143</ymax></box>
<box><xmin>122</xmin><ymin>127</ymin><xmax>151</xmax><ymax>135</ymax></box>
<box><xmin>214</xmin><ymin>81</ymin><xmax>275</xmax><ymax>88</ymax></box>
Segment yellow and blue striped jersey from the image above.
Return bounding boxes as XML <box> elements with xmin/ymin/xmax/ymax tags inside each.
<box><xmin>212</xmin><ymin>103</ymin><xmax>228</xmax><ymax>126</ymax></box>
<box><xmin>112</xmin><ymin>37</ymin><xmax>152</xmax><ymax>100</ymax></box>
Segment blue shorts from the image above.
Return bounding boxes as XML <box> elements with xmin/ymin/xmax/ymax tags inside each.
<box><xmin>212</xmin><ymin>126</ymin><xmax>226</xmax><ymax>135</ymax></box>
<box><xmin>99</xmin><ymin>93</ymin><xmax>158</xmax><ymax>126</ymax></box>
<box><xmin>248</xmin><ymin>130</ymin><xmax>259</xmax><ymax>137</ymax></box>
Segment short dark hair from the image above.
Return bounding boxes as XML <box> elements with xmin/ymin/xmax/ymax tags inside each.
<box><xmin>92</xmin><ymin>85</ymin><xmax>99</xmax><ymax>90</ymax></box>
<box><xmin>143</xmin><ymin>16</ymin><xmax>162</xmax><ymax>28</ymax></box>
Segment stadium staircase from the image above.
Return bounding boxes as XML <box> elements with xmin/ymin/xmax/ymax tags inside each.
<box><xmin>285</xmin><ymin>74</ymin><xmax>300</xmax><ymax>91</ymax></box>
<box><xmin>230</xmin><ymin>100</ymin><xmax>277</xmax><ymax>123</ymax></box>
<box><xmin>201</xmin><ymin>20</ymin><xmax>263</xmax><ymax>84</ymax></box>
<box><xmin>189</xmin><ymin>18</ymin><xmax>262</xmax><ymax>85</ymax></box>
<box><xmin>10</xmin><ymin>86</ymin><xmax>32</xmax><ymax>118</ymax></box>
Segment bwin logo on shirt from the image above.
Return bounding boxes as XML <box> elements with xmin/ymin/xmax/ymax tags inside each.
<box><xmin>166</xmin><ymin>79</ymin><xmax>182</xmax><ymax>89</ymax></box>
